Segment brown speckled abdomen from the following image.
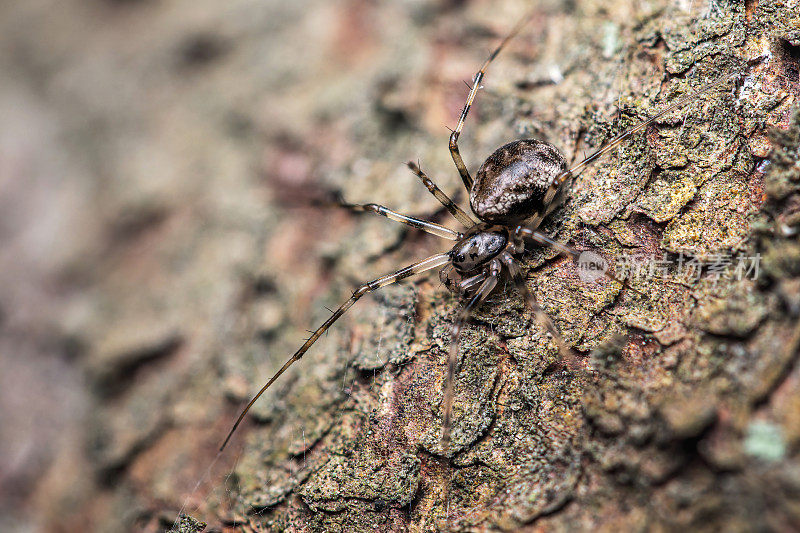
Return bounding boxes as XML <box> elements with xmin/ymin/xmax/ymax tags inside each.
<box><xmin>470</xmin><ymin>139</ymin><xmax>569</xmax><ymax>226</ymax></box>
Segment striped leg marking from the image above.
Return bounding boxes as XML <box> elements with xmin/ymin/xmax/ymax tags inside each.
<box><xmin>338</xmin><ymin>199</ymin><xmax>462</xmax><ymax>240</ymax></box>
<box><xmin>449</xmin><ymin>14</ymin><xmax>534</xmax><ymax>192</ymax></box>
<box><xmin>406</xmin><ymin>161</ymin><xmax>475</xmax><ymax>228</ymax></box>
<box><xmin>500</xmin><ymin>252</ymin><xmax>579</xmax><ymax>370</ymax></box>
<box><xmin>220</xmin><ymin>252</ymin><xmax>452</xmax><ymax>451</ymax></box>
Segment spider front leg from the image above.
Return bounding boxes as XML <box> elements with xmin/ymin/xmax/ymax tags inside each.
<box><xmin>220</xmin><ymin>251</ymin><xmax>452</xmax><ymax>451</ymax></box>
<box><xmin>441</xmin><ymin>259</ymin><xmax>501</xmax><ymax>454</ymax></box>
<box><xmin>449</xmin><ymin>15</ymin><xmax>533</xmax><ymax>192</ymax></box>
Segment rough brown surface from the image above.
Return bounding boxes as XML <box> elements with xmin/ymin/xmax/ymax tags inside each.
<box><xmin>0</xmin><ymin>0</ymin><xmax>798</xmax><ymax>532</ymax></box>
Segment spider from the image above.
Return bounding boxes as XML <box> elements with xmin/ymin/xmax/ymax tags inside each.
<box><xmin>220</xmin><ymin>15</ymin><xmax>739</xmax><ymax>454</ymax></box>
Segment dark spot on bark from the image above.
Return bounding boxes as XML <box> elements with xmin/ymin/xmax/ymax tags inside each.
<box><xmin>515</xmin><ymin>78</ymin><xmax>558</xmax><ymax>90</ymax></box>
<box><xmin>253</xmin><ymin>275</ymin><xmax>277</xmax><ymax>296</ymax></box>
<box><xmin>109</xmin><ymin>204</ymin><xmax>168</xmax><ymax>245</ymax></box>
<box><xmin>777</xmin><ymin>38</ymin><xmax>800</xmax><ymax>84</ymax></box>
<box><xmin>94</xmin><ymin>333</ymin><xmax>183</xmax><ymax>398</ymax></box>
<box><xmin>375</xmin><ymin>77</ymin><xmax>415</xmax><ymax>134</ymax></box>
<box><xmin>179</xmin><ymin>33</ymin><xmax>228</xmax><ymax>67</ymax></box>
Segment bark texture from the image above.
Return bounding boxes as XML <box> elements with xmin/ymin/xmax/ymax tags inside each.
<box><xmin>1</xmin><ymin>1</ymin><xmax>798</xmax><ymax>532</ymax></box>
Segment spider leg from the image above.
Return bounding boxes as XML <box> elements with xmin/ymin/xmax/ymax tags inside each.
<box><xmin>441</xmin><ymin>259</ymin><xmax>501</xmax><ymax>454</ymax></box>
<box><xmin>220</xmin><ymin>252</ymin><xmax>452</xmax><ymax>451</ymax></box>
<box><xmin>335</xmin><ymin>199</ymin><xmax>462</xmax><ymax>240</ymax></box>
<box><xmin>499</xmin><ymin>251</ymin><xmax>580</xmax><ymax>370</ymax></box>
<box><xmin>449</xmin><ymin>14</ymin><xmax>533</xmax><ymax>192</ymax></box>
<box><xmin>518</xmin><ymin>228</ymin><xmax>645</xmax><ymax>296</ymax></box>
<box><xmin>406</xmin><ymin>161</ymin><xmax>475</xmax><ymax>228</ymax></box>
<box><xmin>547</xmin><ymin>70</ymin><xmax>741</xmax><ymax>194</ymax></box>
<box><xmin>458</xmin><ymin>271</ymin><xmax>488</xmax><ymax>293</ymax></box>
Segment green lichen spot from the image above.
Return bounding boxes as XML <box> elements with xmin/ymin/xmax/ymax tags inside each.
<box><xmin>744</xmin><ymin>421</ymin><xmax>786</xmax><ymax>462</ymax></box>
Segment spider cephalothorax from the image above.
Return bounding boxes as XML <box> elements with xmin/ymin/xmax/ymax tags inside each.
<box><xmin>450</xmin><ymin>225</ymin><xmax>509</xmax><ymax>272</ymax></box>
<box><xmin>219</xmin><ymin>15</ymin><xmax>740</xmax><ymax>457</ymax></box>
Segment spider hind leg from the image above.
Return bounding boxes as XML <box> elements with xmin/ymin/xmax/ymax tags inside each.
<box><xmin>220</xmin><ymin>252</ymin><xmax>452</xmax><ymax>451</ymax></box>
<box><xmin>441</xmin><ymin>259</ymin><xmax>501</xmax><ymax>454</ymax></box>
<box><xmin>500</xmin><ymin>251</ymin><xmax>582</xmax><ymax>371</ymax></box>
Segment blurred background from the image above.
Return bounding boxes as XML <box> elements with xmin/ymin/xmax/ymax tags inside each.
<box><xmin>1</xmin><ymin>0</ymin><xmax>798</xmax><ymax>532</ymax></box>
<box><xmin>0</xmin><ymin>1</ymin><xmax>546</xmax><ymax>530</ymax></box>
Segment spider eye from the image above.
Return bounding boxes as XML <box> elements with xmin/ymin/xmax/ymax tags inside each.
<box><xmin>455</xmin><ymin>254</ymin><xmax>465</xmax><ymax>263</ymax></box>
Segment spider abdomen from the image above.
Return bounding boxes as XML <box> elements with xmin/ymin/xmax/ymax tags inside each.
<box><xmin>470</xmin><ymin>139</ymin><xmax>568</xmax><ymax>225</ymax></box>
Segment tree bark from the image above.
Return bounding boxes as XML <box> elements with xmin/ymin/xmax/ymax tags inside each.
<box><xmin>1</xmin><ymin>1</ymin><xmax>798</xmax><ymax>532</ymax></box>
<box><xmin>222</xmin><ymin>2</ymin><xmax>800</xmax><ymax>531</ymax></box>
